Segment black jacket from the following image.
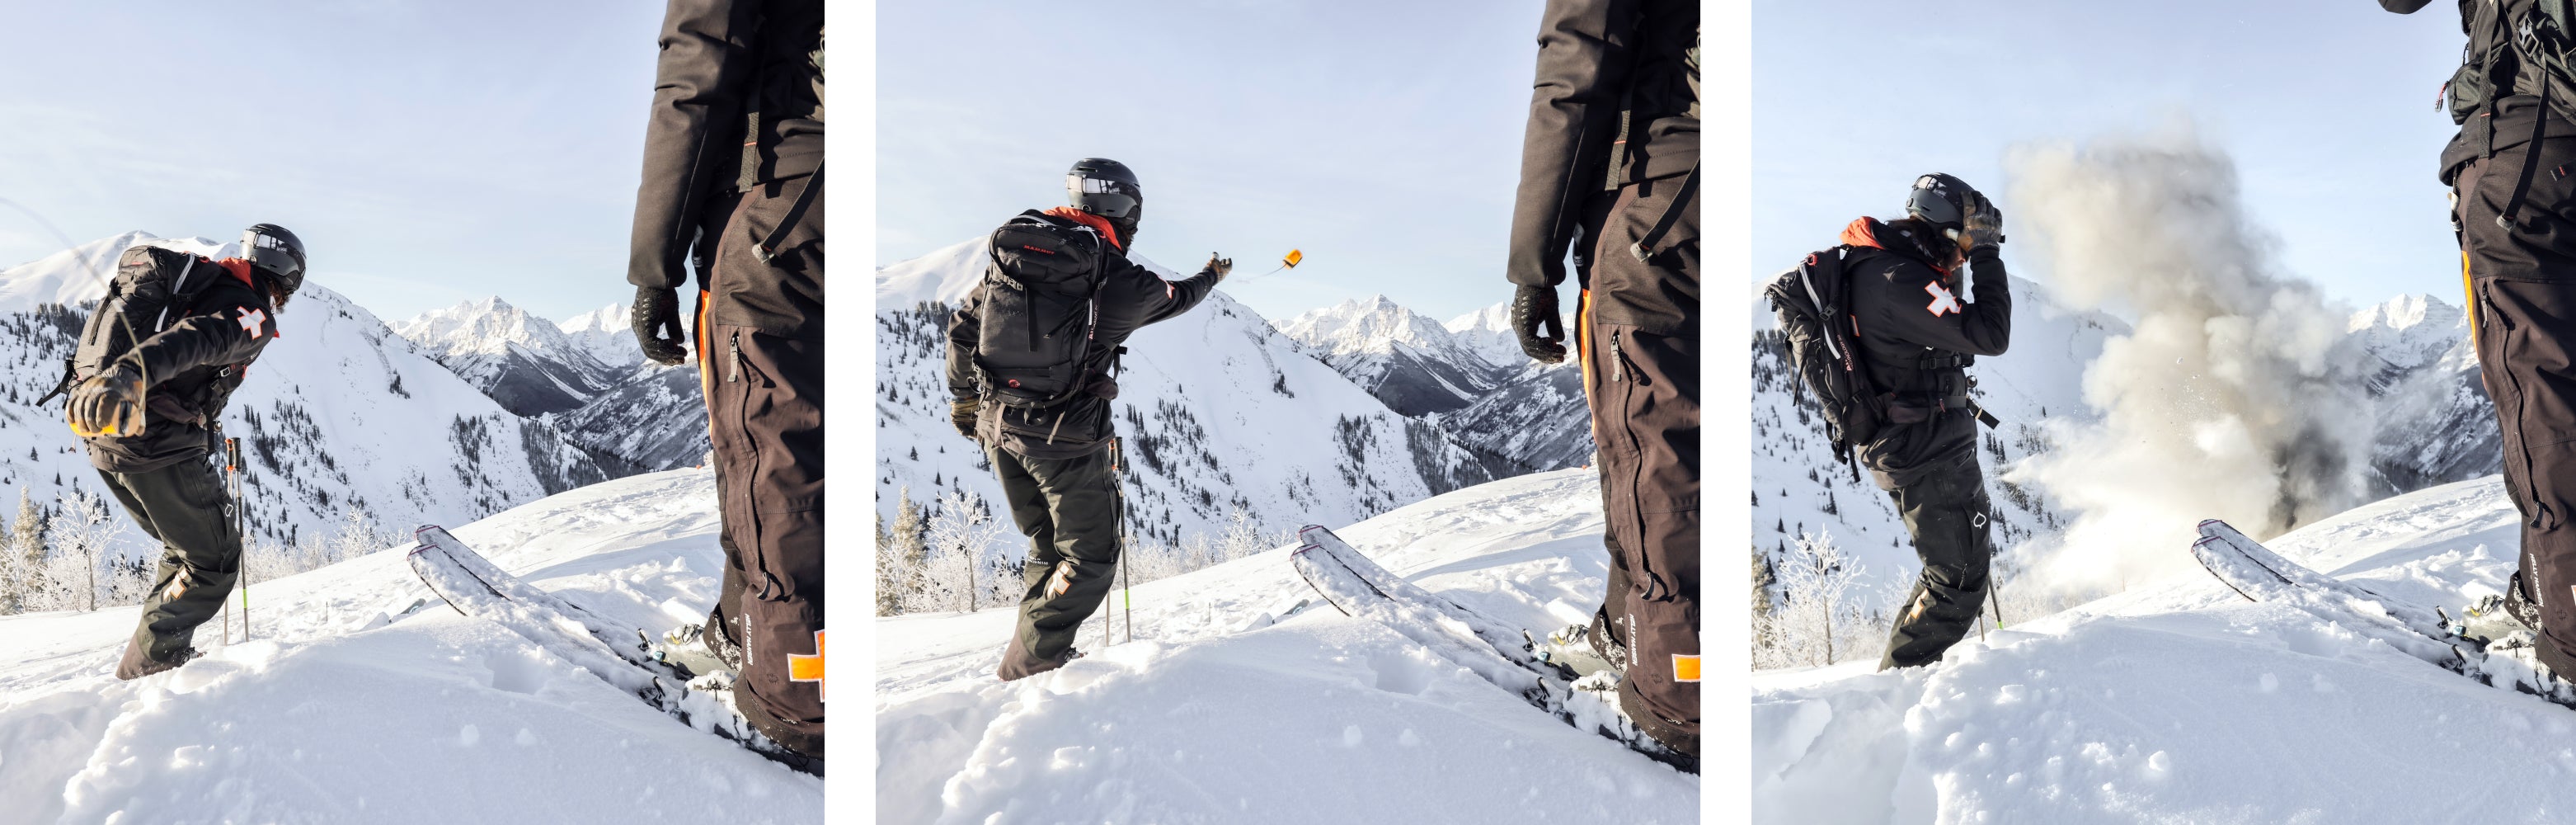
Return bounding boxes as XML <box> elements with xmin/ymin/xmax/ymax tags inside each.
<box><xmin>85</xmin><ymin>262</ymin><xmax>279</xmax><ymax>473</ymax></box>
<box><xmin>1506</xmin><ymin>0</ymin><xmax>1699</xmax><ymax>291</ymax></box>
<box><xmin>1843</xmin><ymin>218</ymin><xmax>2011</xmax><ymax>394</ymax></box>
<box><xmin>1839</xmin><ymin>218</ymin><xmax>2010</xmax><ymax>485</ymax></box>
<box><xmin>627</xmin><ymin>0</ymin><xmax>823</xmax><ymax>302</ymax></box>
<box><xmin>946</xmin><ymin>211</ymin><xmax>1222</xmax><ymax>460</ymax></box>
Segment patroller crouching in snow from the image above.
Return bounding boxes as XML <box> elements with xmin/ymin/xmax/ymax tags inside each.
<box><xmin>946</xmin><ymin>158</ymin><xmax>1226</xmax><ymax>681</ymax></box>
<box><xmin>52</xmin><ymin>224</ymin><xmax>303</xmax><ymax>681</ymax></box>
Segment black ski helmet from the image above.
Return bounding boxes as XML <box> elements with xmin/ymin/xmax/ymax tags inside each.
<box><xmin>1903</xmin><ymin>173</ymin><xmax>1976</xmax><ymax>230</ymax></box>
<box><xmin>1066</xmin><ymin>158</ymin><xmax>1142</xmax><ymax>219</ymax></box>
<box><xmin>242</xmin><ymin>223</ymin><xmax>306</xmax><ymax>294</ymax></box>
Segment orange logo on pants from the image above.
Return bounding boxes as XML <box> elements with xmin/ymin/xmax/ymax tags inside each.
<box><xmin>789</xmin><ymin>629</ymin><xmax>824</xmax><ymax>702</ymax></box>
<box><xmin>1671</xmin><ymin>654</ymin><xmax>1700</xmax><ymax>683</ymax></box>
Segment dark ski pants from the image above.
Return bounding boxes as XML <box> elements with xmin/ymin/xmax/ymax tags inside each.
<box><xmin>1876</xmin><ymin>432</ymin><xmax>1994</xmax><ymax>670</ymax></box>
<box><xmin>1582</xmin><ymin>172</ymin><xmax>1699</xmax><ymax>747</ymax></box>
<box><xmin>701</xmin><ymin>175</ymin><xmax>825</xmax><ymax>757</ymax></box>
<box><xmin>2457</xmin><ymin>138</ymin><xmax>2576</xmax><ymax>679</ymax></box>
<box><xmin>987</xmin><ymin>443</ymin><xmax>1122</xmax><ymax>680</ymax></box>
<box><xmin>106</xmin><ymin>458</ymin><xmax>238</xmax><ymax>668</ymax></box>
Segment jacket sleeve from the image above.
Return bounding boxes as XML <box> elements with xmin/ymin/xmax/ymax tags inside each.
<box><xmin>628</xmin><ymin>0</ymin><xmax>760</xmax><ymax>291</ymax></box>
<box><xmin>1875</xmin><ymin>252</ymin><xmax>2012</xmax><ymax>357</ymax></box>
<box><xmin>123</xmin><ymin>296</ymin><xmax>276</xmax><ymax>386</ymax></box>
<box><xmin>945</xmin><ymin>288</ymin><xmax>983</xmax><ymax>400</ymax></box>
<box><xmin>1505</xmin><ymin>0</ymin><xmax>1635</xmax><ymax>289</ymax></box>
<box><xmin>1135</xmin><ymin>261</ymin><xmax>1222</xmax><ymax>327</ymax></box>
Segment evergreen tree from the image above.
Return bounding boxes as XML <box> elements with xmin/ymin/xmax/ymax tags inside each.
<box><xmin>887</xmin><ymin>487</ymin><xmax>931</xmax><ymax>613</ymax></box>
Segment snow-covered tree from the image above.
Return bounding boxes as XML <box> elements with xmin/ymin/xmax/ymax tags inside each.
<box><xmin>44</xmin><ymin>488</ymin><xmax>127</xmax><ymax>612</ymax></box>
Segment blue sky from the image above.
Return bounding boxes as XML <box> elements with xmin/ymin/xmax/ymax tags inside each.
<box><xmin>0</xmin><ymin>2</ymin><xmax>665</xmax><ymax>324</ymax></box>
<box><xmin>878</xmin><ymin>0</ymin><xmax>1549</xmax><ymax>323</ymax></box>
<box><xmin>1756</xmin><ymin>1</ymin><xmax>2464</xmax><ymax>311</ymax></box>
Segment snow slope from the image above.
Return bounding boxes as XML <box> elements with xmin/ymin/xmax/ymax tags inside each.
<box><xmin>877</xmin><ymin>469</ymin><xmax>1697</xmax><ymax>823</ymax></box>
<box><xmin>0</xmin><ymin>469</ymin><xmax>818</xmax><ymax>823</ymax></box>
<box><xmin>1750</xmin><ymin>475</ymin><xmax>2575</xmax><ymax>823</ymax></box>
<box><xmin>0</xmin><ymin>233</ymin><xmax>614</xmax><ymax>561</ymax></box>
<box><xmin>877</xmin><ymin>237</ymin><xmax>1503</xmax><ymax>554</ymax></box>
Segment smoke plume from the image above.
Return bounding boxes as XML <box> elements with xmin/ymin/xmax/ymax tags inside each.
<box><xmin>2002</xmin><ymin>125</ymin><xmax>2374</xmax><ymax>595</ymax></box>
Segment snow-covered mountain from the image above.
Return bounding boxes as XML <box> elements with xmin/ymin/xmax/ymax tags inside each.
<box><xmin>878</xmin><ymin>469</ymin><xmax>1697</xmax><ymax>823</ymax></box>
<box><xmin>558</xmin><ymin>302</ymin><xmax>646</xmax><ymax>371</ymax></box>
<box><xmin>557</xmin><ymin>365</ymin><xmax>708</xmax><ymax>472</ymax></box>
<box><xmin>393</xmin><ymin>299</ymin><xmax>705</xmax><ymax>474</ymax></box>
<box><xmin>877</xmin><ymin>238</ymin><xmax>1509</xmax><ymax>559</ymax></box>
<box><xmin>1444</xmin><ymin>302</ymin><xmax>1523</xmax><ymax>370</ymax></box>
<box><xmin>2349</xmin><ymin>294</ymin><xmax>2496</xmax><ymax>496</ymax></box>
<box><xmin>0</xmin><ymin>233</ymin><xmax>617</xmax><ymax>559</ymax></box>
<box><xmin>1280</xmin><ymin>296</ymin><xmax>1592</xmax><ymax>474</ymax></box>
<box><xmin>1752</xmin><ymin>474</ymin><xmax>2564</xmax><ymax>823</ymax></box>
<box><xmin>1441</xmin><ymin>361</ymin><xmax>1592</xmax><ymax>473</ymax></box>
<box><xmin>1280</xmin><ymin>295</ymin><xmax>1512</xmax><ymax>416</ymax></box>
<box><xmin>0</xmin><ymin>469</ymin><xmax>818</xmax><ymax>822</ymax></box>
<box><xmin>393</xmin><ymin>297</ymin><xmax>622</xmax><ymax>417</ymax></box>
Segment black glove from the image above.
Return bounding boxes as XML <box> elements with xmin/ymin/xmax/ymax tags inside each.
<box><xmin>951</xmin><ymin>398</ymin><xmax>980</xmax><ymax>441</ymax></box>
<box><xmin>1511</xmin><ymin>285</ymin><xmax>1568</xmax><ymax>364</ymax></box>
<box><xmin>1206</xmin><ymin>253</ymin><xmax>1234</xmax><ymax>283</ymax></box>
<box><xmin>1959</xmin><ymin>193</ymin><xmax>2005</xmax><ymax>255</ymax></box>
<box><xmin>632</xmin><ymin>286</ymin><xmax>689</xmax><ymax>366</ymax></box>
<box><xmin>67</xmin><ymin>362</ymin><xmax>146</xmax><ymax>438</ymax></box>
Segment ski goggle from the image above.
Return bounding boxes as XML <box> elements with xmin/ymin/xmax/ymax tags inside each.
<box><xmin>1066</xmin><ymin>175</ymin><xmax>1140</xmax><ymax>218</ymax></box>
<box><xmin>1905</xmin><ymin>184</ymin><xmax>1963</xmax><ymax>228</ymax></box>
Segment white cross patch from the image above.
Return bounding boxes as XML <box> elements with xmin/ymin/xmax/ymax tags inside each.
<box><xmin>1924</xmin><ymin>281</ymin><xmax>1961</xmax><ymax>317</ymax></box>
<box><xmin>237</xmin><ymin>308</ymin><xmax>267</xmax><ymax>338</ymax></box>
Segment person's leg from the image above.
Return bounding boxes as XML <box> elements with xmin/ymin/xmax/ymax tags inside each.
<box><xmin>1000</xmin><ymin>449</ymin><xmax>1121</xmax><ymax>680</ymax></box>
<box><xmin>108</xmin><ymin>460</ymin><xmax>240</xmax><ymax>678</ymax></box>
<box><xmin>1585</xmin><ymin>171</ymin><xmax>1701</xmax><ymax>752</ymax></box>
<box><xmin>1878</xmin><ymin>443</ymin><xmax>1993</xmax><ymax>670</ymax></box>
<box><xmin>706</xmin><ymin>175</ymin><xmax>825</xmax><ymax>757</ymax></box>
<box><xmin>989</xmin><ymin>444</ymin><xmax>1069</xmax><ymax>680</ymax></box>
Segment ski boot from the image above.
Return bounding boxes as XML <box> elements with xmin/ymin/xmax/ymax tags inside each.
<box><xmin>651</xmin><ymin>623</ymin><xmax>739</xmax><ymax>691</ymax></box>
<box><xmin>1563</xmin><ymin>669</ymin><xmax>1697</xmax><ymax>774</ymax></box>
<box><xmin>2447</xmin><ymin>572</ymin><xmax>2547</xmax><ymax>648</ymax></box>
<box><xmin>1537</xmin><ymin>612</ymin><xmax>1629</xmax><ymax>677</ymax></box>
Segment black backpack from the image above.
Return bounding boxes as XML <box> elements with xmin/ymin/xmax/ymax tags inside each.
<box><xmin>42</xmin><ymin>244</ymin><xmax>245</xmax><ymax>418</ymax></box>
<box><xmin>972</xmin><ymin>213</ymin><xmax>1110</xmax><ymax>409</ymax></box>
<box><xmin>1764</xmin><ymin>245</ymin><xmax>1882</xmax><ymax>473</ymax></box>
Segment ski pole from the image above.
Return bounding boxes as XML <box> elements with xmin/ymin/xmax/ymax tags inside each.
<box><xmin>1112</xmin><ymin>437</ymin><xmax>1133</xmax><ymax>645</ymax></box>
<box><xmin>227</xmin><ymin>437</ymin><xmax>247</xmax><ymax>643</ymax></box>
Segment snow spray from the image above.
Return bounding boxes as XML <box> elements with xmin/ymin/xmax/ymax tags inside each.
<box><xmin>2000</xmin><ymin>123</ymin><xmax>2374</xmax><ymax>597</ymax></box>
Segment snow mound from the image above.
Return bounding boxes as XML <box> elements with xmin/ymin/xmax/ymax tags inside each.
<box><xmin>0</xmin><ymin>470</ymin><xmax>818</xmax><ymax>823</ymax></box>
<box><xmin>877</xmin><ymin>469</ymin><xmax>1699</xmax><ymax>823</ymax></box>
<box><xmin>1751</xmin><ymin>475</ymin><xmax>2571</xmax><ymax>823</ymax></box>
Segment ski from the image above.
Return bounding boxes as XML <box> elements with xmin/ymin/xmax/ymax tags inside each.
<box><xmin>407</xmin><ymin>528</ymin><xmax>821</xmax><ymax>776</ymax></box>
<box><xmin>1289</xmin><ymin>526</ymin><xmax>1696</xmax><ymax>774</ymax></box>
<box><xmin>2189</xmin><ymin>518</ymin><xmax>2576</xmax><ymax>710</ymax></box>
